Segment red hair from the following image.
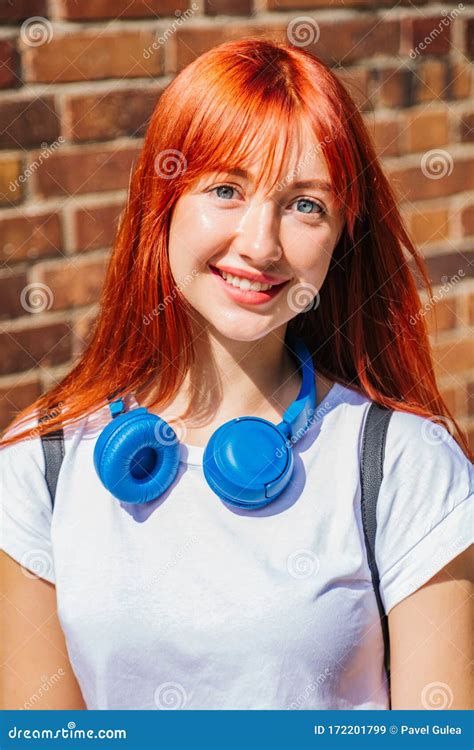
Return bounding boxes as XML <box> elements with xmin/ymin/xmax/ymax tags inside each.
<box><xmin>1</xmin><ymin>37</ymin><xmax>471</xmax><ymax>459</ymax></box>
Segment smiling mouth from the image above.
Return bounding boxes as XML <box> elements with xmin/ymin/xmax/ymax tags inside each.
<box><xmin>208</xmin><ymin>265</ymin><xmax>289</xmax><ymax>292</ymax></box>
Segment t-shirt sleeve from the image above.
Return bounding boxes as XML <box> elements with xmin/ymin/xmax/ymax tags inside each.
<box><xmin>374</xmin><ymin>409</ymin><xmax>473</xmax><ymax>615</ymax></box>
<box><xmin>0</xmin><ymin>417</ymin><xmax>56</xmax><ymax>584</ymax></box>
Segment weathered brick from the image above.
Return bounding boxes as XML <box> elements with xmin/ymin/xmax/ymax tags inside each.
<box><xmin>0</xmin><ymin>157</ymin><xmax>24</xmax><ymax>206</ymax></box>
<box><xmin>22</xmin><ymin>31</ymin><xmax>164</xmax><ymax>83</ymax></box>
<box><xmin>205</xmin><ymin>0</ymin><xmax>252</xmax><ymax>15</ymax></box>
<box><xmin>335</xmin><ymin>67</ymin><xmax>371</xmax><ymax>111</ymax></box>
<box><xmin>460</xmin><ymin>112</ymin><xmax>474</xmax><ymax>143</ymax></box>
<box><xmin>388</xmin><ymin>158</ymin><xmax>473</xmax><ymax>203</ymax></box>
<box><xmin>64</xmin><ymin>85</ymin><xmax>162</xmax><ymax>143</ymax></box>
<box><xmin>401</xmin><ymin>109</ymin><xmax>449</xmax><ymax>153</ymax></box>
<box><xmin>466</xmin><ymin>18</ymin><xmax>474</xmax><ymax>59</ymax></box>
<box><xmin>31</xmin><ymin>144</ymin><xmax>140</xmax><ymax>198</ymax></box>
<box><xmin>0</xmin><ymin>323</ymin><xmax>71</xmax><ymax>376</ymax></box>
<box><xmin>446</xmin><ymin>61</ymin><xmax>472</xmax><ymax>100</ymax></box>
<box><xmin>0</xmin><ymin>96</ymin><xmax>60</xmax><ymax>150</ymax></box>
<box><xmin>0</xmin><ymin>40</ymin><xmax>19</xmax><ymax>89</ymax></box>
<box><xmin>71</xmin><ymin>309</ymin><xmax>98</xmax><ymax>356</ymax></box>
<box><xmin>0</xmin><ymin>379</ymin><xmax>43</xmax><ymax>432</ymax></box>
<box><xmin>424</xmin><ymin>296</ymin><xmax>457</xmax><ymax>334</ymax></box>
<box><xmin>420</xmin><ymin>252</ymin><xmax>474</xmax><ymax>287</ymax></box>
<box><xmin>372</xmin><ymin>66</ymin><xmax>413</xmax><ymax>108</ymax></box>
<box><xmin>408</xmin><ymin>207</ymin><xmax>449</xmax><ymax>245</ymax></box>
<box><xmin>70</xmin><ymin>201</ymin><xmax>124</xmax><ymax>252</ymax></box>
<box><xmin>364</xmin><ymin>115</ymin><xmax>399</xmax><ymax>157</ymax></box>
<box><xmin>433</xmin><ymin>335</ymin><xmax>473</xmax><ymax>376</ymax></box>
<box><xmin>0</xmin><ymin>0</ymin><xmax>47</xmax><ymax>21</ymax></box>
<box><xmin>460</xmin><ymin>204</ymin><xmax>474</xmax><ymax>237</ymax></box>
<box><xmin>31</xmin><ymin>256</ymin><xmax>108</xmax><ymax>310</ymax></box>
<box><xmin>413</xmin><ymin>59</ymin><xmax>448</xmax><ymax>103</ymax></box>
<box><xmin>0</xmin><ymin>210</ymin><xmax>62</xmax><ymax>264</ymax></box>
<box><xmin>0</xmin><ymin>270</ymin><xmax>28</xmax><ymax>319</ymax></box>
<box><xmin>57</xmin><ymin>0</ymin><xmax>188</xmax><ymax>19</ymax></box>
<box><xmin>402</xmin><ymin>16</ymin><xmax>452</xmax><ymax>57</ymax></box>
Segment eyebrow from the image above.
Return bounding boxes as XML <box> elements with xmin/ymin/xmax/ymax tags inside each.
<box><xmin>224</xmin><ymin>168</ymin><xmax>333</xmax><ymax>193</ymax></box>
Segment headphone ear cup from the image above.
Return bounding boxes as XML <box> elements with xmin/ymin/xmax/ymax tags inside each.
<box><xmin>93</xmin><ymin>408</ymin><xmax>180</xmax><ymax>504</ymax></box>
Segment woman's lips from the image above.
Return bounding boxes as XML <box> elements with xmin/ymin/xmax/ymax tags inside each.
<box><xmin>209</xmin><ymin>265</ymin><xmax>290</xmax><ymax>305</ymax></box>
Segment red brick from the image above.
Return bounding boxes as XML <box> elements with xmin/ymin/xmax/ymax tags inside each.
<box><xmin>267</xmin><ymin>0</ymin><xmax>393</xmax><ymax>7</ymax></box>
<box><xmin>460</xmin><ymin>112</ymin><xmax>474</xmax><ymax>143</ymax></box>
<box><xmin>175</xmin><ymin>20</ymin><xmax>400</xmax><ymax>70</ymax></box>
<box><xmin>0</xmin><ymin>0</ymin><xmax>47</xmax><ymax>21</ymax></box>
<box><xmin>0</xmin><ymin>210</ymin><xmax>62</xmax><ymax>264</ymax></box>
<box><xmin>460</xmin><ymin>204</ymin><xmax>474</xmax><ymax>237</ymax></box>
<box><xmin>31</xmin><ymin>144</ymin><xmax>140</xmax><ymax>198</ymax></box>
<box><xmin>31</xmin><ymin>256</ymin><xmax>108</xmax><ymax>310</ymax></box>
<box><xmin>446</xmin><ymin>61</ymin><xmax>472</xmax><ymax>100</ymax></box>
<box><xmin>0</xmin><ymin>323</ymin><xmax>71</xmax><ymax>376</ymax></box>
<box><xmin>0</xmin><ymin>271</ymin><xmax>28</xmax><ymax>319</ymax></box>
<box><xmin>388</xmin><ymin>158</ymin><xmax>473</xmax><ymax>202</ymax></box>
<box><xmin>372</xmin><ymin>66</ymin><xmax>413</xmax><ymax>108</ymax></box>
<box><xmin>70</xmin><ymin>202</ymin><xmax>124</xmax><ymax>253</ymax></box>
<box><xmin>0</xmin><ymin>379</ymin><xmax>43</xmax><ymax>433</ymax></box>
<box><xmin>72</xmin><ymin>309</ymin><xmax>98</xmax><ymax>357</ymax></box>
<box><xmin>409</xmin><ymin>252</ymin><xmax>474</xmax><ymax>288</ymax></box>
<box><xmin>205</xmin><ymin>0</ymin><xmax>252</xmax><ymax>15</ymax></box>
<box><xmin>57</xmin><ymin>0</ymin><xmax>188</xmax><ymax>19</ymax></box>
<box><xmin>335</xmin><ymin>67</ymin><xmax>371</xmax><ymax>111</ymax></box>
<box><xmin>402</xmin><ymin>109</ymin><xmax>449</xmax><ymax>153</ymax></box>
<box><xmin>0</xmin><ymin>157</ymin><xmax>24</xmax><ymax>207</ymax></box>
<box><xmin>424</xmin><ymin>296</ymin><xmax>457</xmax><ymax>334</ymax></box>
<box><xmin>0</xmin><ymin>40</ymin><xmax>19</xmax><ymax>89</ymax></box>
<box><xmin>364</xmin><ymin>115</ymin><xmax>399</xmax><ymax>157</ymax></box>
<box><xmin>402</xmin><ymin>16</ymin><xmax>452</xmax><ymax>57</ymax></box>
<box><xmin>0</xmin><ymin>96</ymin><xmax>60</xmax><ymax>149</ymax></box>
<box><xmin>64</xmin><ymin>85</ymin><xmax>162</xmax><ymax>143</ymax></box>
<box><xmin>466</xmin><ymin>18</ymin><xmax>474</xmax><ymax>59</ymax></box>
<box><xmin>433</xmin><ymin>335</ymin><xmax>473</xmax><ymax>376</ymax></box>
<box><xmin>408</xmin><ymin>207</ymin><xmax>449</xmax><ymax>245</ymax></box>
<box><xmin>22</xmin><ymin>31</ymin><xmax>164</xmax><ymax>84</ymax></box>
<box><xmin>413</xmin><ymin>60</ymin><xmax>448</xmax><ymax>103</ymax></box>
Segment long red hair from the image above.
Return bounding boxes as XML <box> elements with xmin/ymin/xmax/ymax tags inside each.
<box><xmin>1</xmin><ymin>37</ymin><xmax>471</xmax><ymax>459</ymax></box>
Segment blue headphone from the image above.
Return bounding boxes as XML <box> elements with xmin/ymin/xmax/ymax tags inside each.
<box><xmin>93</xmin><ymin>334</ymin><xmax>316</xmax><ymax>510</ymax></box>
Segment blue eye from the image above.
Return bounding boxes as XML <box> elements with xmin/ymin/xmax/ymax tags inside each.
<box><xmin>292</xmin><ymin>198</ymin><xmax>326</xmax><ymax>216</ymax></box>
<box><xmin>211</xmin><ymin>184</ymin><xmax>237</xmax><ymax>200</ymax></box>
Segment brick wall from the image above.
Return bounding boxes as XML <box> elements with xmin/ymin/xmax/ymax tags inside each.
<box><xmin>0</xmin><ymin>0</ymin><xmax>473</xmax><ymax>445</ymax></box>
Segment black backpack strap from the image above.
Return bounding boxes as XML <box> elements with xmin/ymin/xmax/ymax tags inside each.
<box><xmin>38</xmin><ymin>408</ymin><xmax>65</xmax><ymax>511</ymax></box>
<box><xmin>360</xmin><ymin>401</ymin><xmax>394</xmax><ymax>704</ymax></box>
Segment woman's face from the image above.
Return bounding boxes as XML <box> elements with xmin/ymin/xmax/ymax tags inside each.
<box><xmin>167</xmin><ymin>135</ymin><xmax>345</xmax><ymax>342</ymax></box>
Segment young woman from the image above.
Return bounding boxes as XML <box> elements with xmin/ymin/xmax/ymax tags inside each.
<box><xmin>1</xmin><ymin>37</ymin><xmax>472</xmax><ymax>712</ymax></box>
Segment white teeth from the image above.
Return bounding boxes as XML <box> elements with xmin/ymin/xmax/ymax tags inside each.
<box><xmin>220</xmin><ymin>270</ymin><xmax>273</xmax><ymax>292</ymax></box>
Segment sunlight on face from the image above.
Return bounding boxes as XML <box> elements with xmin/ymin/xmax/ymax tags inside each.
<box><xmin>168</xmin><ymin>131</ymin><xmax>345</xmax><ymax>342</ymax></box>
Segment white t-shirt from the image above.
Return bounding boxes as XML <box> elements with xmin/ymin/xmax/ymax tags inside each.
<box><xmin>1</xmin><ymin>382</ymin><xmax>472</xmax><ymax>710</ymax></box>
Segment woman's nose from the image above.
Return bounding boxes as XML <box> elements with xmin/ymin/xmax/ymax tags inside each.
<box><xmin>233</xmin><ymin>201</ymin><xmax>283</xmax><ymax>264</ymax></box>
